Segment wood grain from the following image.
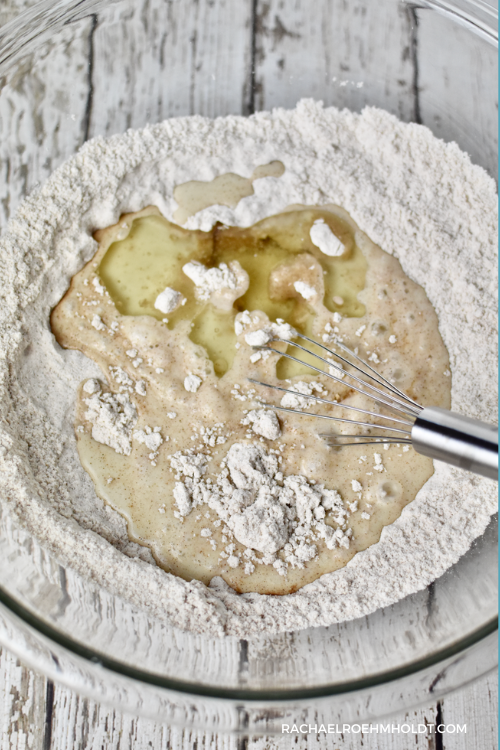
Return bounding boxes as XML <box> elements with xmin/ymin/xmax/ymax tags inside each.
<box><xmin>416</xmin><ymin>7</ymin><xmax>498</xmax><ymax>176</ymax></box>
<box><xmin>252</xmin><ymin>0</ymin><xmax>417</xmax><ymax>120</ymax></box>
<box><xmin>0</xmin><ymin>0</ymin><xmax>42</xmax><ymax>28</ymax></box>
<box><xmin>0</xmin><ymin>647</ymin><xmax>47</xmax><ymax>750</ymax></box>
<box><xmin>441</xmin><ymin>674</ymin><xmax>498</xmax><ymax>750</ymax></box>
<box><xmin>0</xmin><ymin>644</ymin><xmax>497</xmax><ymax>749</ymax></box>
<box><xmin>87</xmin><ymin>0</ymin><xmax>254</xmax><ymax>139</ymax></box>
<box><xmin>0</xmin><ymin>18</ymin><xmax>93</xmax><ymax>231</ymax></box>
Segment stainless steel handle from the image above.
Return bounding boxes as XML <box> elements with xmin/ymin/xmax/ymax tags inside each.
<box><xmin>411</xmin><ymin>406</ymin><xmax>498</xmax><ymax>481</ymax></box>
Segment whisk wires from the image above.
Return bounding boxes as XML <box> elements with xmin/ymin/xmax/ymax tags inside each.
<box><xmin>248</xmin><ymin>332</ymin><xmax>422</xmax><ymax>446</ymax></box>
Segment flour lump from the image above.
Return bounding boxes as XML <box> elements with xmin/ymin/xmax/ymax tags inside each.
<box><xmin>0</xmin><ymin>100</ymin><xmax>496</xmax><ymax>638</ymax></box>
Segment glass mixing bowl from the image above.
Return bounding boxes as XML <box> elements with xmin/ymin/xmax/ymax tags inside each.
<box><xmin>0</xmin><ymin>0</ymin><xmax>497</xmax><ymax>733</ymax></box>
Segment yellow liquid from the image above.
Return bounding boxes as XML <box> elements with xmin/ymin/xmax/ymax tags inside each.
<box><xmin>172</xmin><ymin>160</ymin><xmax>285</xmax><ymax>224</ymax></box>
<box><xmin>99</xmin><ymin>208</ymin><xmax>368</xmax><ymax>378</ymax></box>
<box><xmin>51</xmin><ymin>204</ymin><xmax>452</xmax><ymax>596</ymax></box>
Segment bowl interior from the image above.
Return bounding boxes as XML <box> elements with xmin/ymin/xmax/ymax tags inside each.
<box><xmin>0</xmin><ymin>0</ymin><xmax>497</xmax><ymax>716</ymax></box>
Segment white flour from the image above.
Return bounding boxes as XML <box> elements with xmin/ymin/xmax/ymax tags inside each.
<box><xmin>279</xmin><ymin>381</ymin><xmax>328</xmax><ymax>410</ymax></box>
<box><xmin>183</xmin><ymin>260</ymin><xmax>238</xmax><ymax>299</ymax></box>
<box><xmin>293</xmin><ymin>280</ymin><xmax>317</xmax><ymax>300</ymax></box>
<box><xmin>0</xmin><ymin>100</ymin><xmax>497</xmax><ymax>636</ymax></box>
<box><xmin>241</xmin><ymin>409</ymin><xmax>282</xmax><ymax>440</ymax></box>
<box><xmin>170</xmin><ymin>441</ymin><xmax>351</xmax><ymax>570</ymax></box>
<box><xmin>183</xmin><ymin>259</ymin><xmax>249</xmax><ymax>310</ymax></box>
<box><xmin>83</xmin><ymin>383</ymin><xmax>137</xmax><ymax>456</ymax></box>
<box><xmin>154</xmin><ymin>287</ymin><xmax>185</xmax><ymax>314</ymax></box>
<box><xmin>310</xmin><ymin>218</ymin><xmax>345</xmax><ymax>257</ymax></box>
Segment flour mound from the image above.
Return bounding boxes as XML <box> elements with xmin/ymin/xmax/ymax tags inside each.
<box><xmin>183</xmin><ymin>259</ymin><xmax>249</xmax><ymax>310</ymax></box>
<box><xmin>280</xmin><ymin>381</ymin><xmax>326</xmax><ymax>410</ymax></box>
<box><xmin>294</xmin><ymin>280</ymin><xmax>317</xmax><ymax>300</ymax></box>
<box><xmin>231</xmin><ymin>504</ymin><xmax>288</xmax><ymax>555</ymax></box>
<box><xmin>168</xmin><ymin>442</ymin><xmax>352</xmax><ymax>565</ymax></box>
<box><xmin>310</xmin><ymin>218</ymin><xmax>345</xmax><ymax>256</ymax></box>
<box><xmin>244</xmin><ymin>321</ymin><xmax>297</xmax><ymax>347</ymax></box>
<box><xmin>154</xmin><ymin>287</ymin><xmax>185</xmax><ymax>314</ymax></box>
<box><xmin>0</xmin><ymin>99</ymin><xmax>496</xmax><ymax>637</ymax></box>
<box><xmin>241</xmin><ymin>409</ymin><xmax>281</xmax><ymax>440</ymax></box>
<box><xmin>83</xmin><ymin>381</ymin><xmax>137</xmax><ymax>456</ymax></box>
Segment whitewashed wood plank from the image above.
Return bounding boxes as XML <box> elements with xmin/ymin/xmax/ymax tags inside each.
<box><xmin>0</xmin><ymin>647</ymin><xmax>47</xmax><ymax>750</ymax></box>
<box><xmin>50</xmin><ymin>685</ymin><xmax>227</xmax><ymax>750</ymax></box>
<box><xmin>30</xmin><ymin>671</ymin><xmax>499</xmax><ymax>750</ymax></box>
<box><xmin>441</xmin><ymin>672</ymin><xmax>498</xmax><ymax>750</ymax></box>
<box><xmin>87</xmin><ymin>0</ymin><xmax>253</xmax><ymax>139</ymax></box>
<box><xmin>0</xmin><ymin>0</ymin><xmax>43</xmax><ymax>28</ymax></box>
<box><xmin>46</xmin><ymin>686</ymin><xmax>442</xmax><ymax>750</ymax></box>
<box><xmin>0</xmin><ymin>18</ymin><xmax>93</xmax><ymax>232</ymax></box>
<box><xmin>249</xmin><ymin>704</ymin><xmax>441</xmax><ymax>749</ymax></box>
<box><xmin>0</xmin><ymin>649</ymin><xmax>497</xmax><ymax>749</ymax></box>
<box><xmin>416</xmin><ymin>8</ymin><xmax>498</xmax><ymax>177</ymax></box>
<box><xmin>253</xmin><ymin>0</ymin><xmax>417</xmax><ymax>120</ymax></box>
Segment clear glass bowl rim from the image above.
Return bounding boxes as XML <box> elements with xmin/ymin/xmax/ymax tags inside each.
<box><xmin>0</xmin><ymin>0</ymin><xmax>497</xmax><ymax>704</ymax></box>
<box><xmin>0</xmin><ymin>527</ymin><xmax>497</xmax><ymax>702</ymax></box>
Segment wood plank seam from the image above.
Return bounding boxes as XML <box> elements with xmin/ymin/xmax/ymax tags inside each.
<box><xmin>245</xmin><ymin>0</ymin><xmax>258</xmax><ymax>115</ymax></box>
<box><xmin>434</xmin><ymin>701</ymin><xmax>444</xmax><ymax>750</ymax></box>
<box><xmin>406</xmin><ymin>4</ymin><xmax>422</xmax><ymax>123</ymax></box>
<box><xmin>83</xmin><ymin>13</ymin><xmax>98</xmax><ymax>142</ymax></box>
<box><xmin>43</xmin><ymin>679</ymin><xmax>54</xmax><ymax>750</ymax></box>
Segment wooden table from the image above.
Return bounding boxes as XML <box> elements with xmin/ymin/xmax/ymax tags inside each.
<box><xmin>0</xmin><ymin>0</ymin><xmax>497</xmax><ymax>747</ymax></box>
<box><xmin>0</xmin><ymin>648</ymin><xmax>497</xmax><ymax>748</ymax></box>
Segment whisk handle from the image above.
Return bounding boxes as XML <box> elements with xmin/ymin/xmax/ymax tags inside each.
<box><xmin>412</xmin><ymin>407</ymin><xmax>498</xmax><ymax>481</ymax></box>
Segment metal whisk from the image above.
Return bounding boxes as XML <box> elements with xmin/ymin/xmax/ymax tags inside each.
<box><xmin>249</xmin><ymin>333</ymin><xmax>498</xmax><ymax>481</ymax></box>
